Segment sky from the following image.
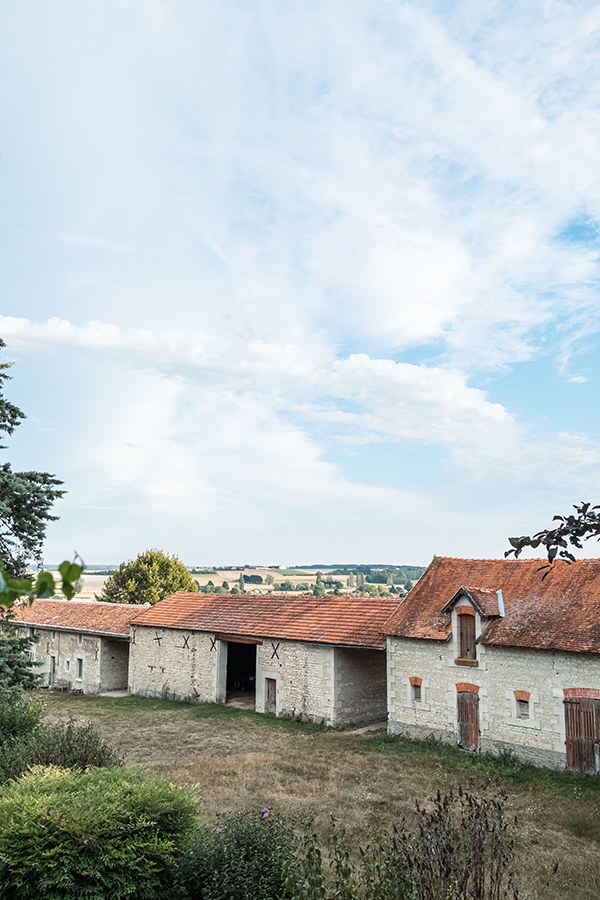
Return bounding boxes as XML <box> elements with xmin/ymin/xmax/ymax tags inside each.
<box><xmin>2</xmin><ymin>0</ymin><xmax>600</xmax><ymax>567</ymax></box>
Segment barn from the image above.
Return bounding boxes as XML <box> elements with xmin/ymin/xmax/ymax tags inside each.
<box><xmin>128</xmin><ymin>591</ymin><xmax>399</xmax><ymax>726</ymax></box>
<box><xmin>384</xmin><ymin>556</ymin><xmax>600</xmax><ymax>772</ymax></box>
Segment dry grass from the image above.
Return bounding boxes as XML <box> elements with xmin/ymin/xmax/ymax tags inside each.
<box><xmin>42</xmin><ymin>692</ymin><xmax>600</xmax><ymax>899</ymax></box>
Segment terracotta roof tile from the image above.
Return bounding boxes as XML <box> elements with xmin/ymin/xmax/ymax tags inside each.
<box><xmin>11</xmin><ymin>599</ymin><xmax>146</xmax><ymax>637</ymax></box>
<box><xmin>131</xmin><ymin>592</ymin><xmax>399</xmax><ymax>649</ymax></box>
<box><xmin>382</xmin><ymin>556</ymin><xmax>600</xmax><ymax>654</ymax></box>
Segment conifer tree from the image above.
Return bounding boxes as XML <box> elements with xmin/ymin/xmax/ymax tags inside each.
<box><xmin>0</xmin><ymin>340</ymin><xmax>65</xmax><ymax>576</ymax></box>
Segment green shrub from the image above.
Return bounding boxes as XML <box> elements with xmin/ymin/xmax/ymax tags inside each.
<box><xmin>0</xmin><ymin>717</ymin><xmax>122</xmax><ymax>783</ymax></box>
<box><xmin>0</xmin><ymin>765</ymin><xmax>197</xmax><ymax>900</ymax></box>
<box><xmin>175</xmin><ymin>807</ymin><xmax>296</xmax><ymax>900</ymax></box>
<box><xmin>0</xmin><ymin>694</ymin><xmax>43</xmax><ymax>747</ymax></box>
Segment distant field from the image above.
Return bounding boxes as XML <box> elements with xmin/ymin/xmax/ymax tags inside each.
<box><xmin>43</xmin><ymin>692</ymin><xmax>600</xmax><ymax>900</ymax></box>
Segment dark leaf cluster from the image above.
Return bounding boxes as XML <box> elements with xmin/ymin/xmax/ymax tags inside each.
<box><xmin>506</xmin><ymin>501</ymin><xmax>600</xmax><ymax>566</ymax></box>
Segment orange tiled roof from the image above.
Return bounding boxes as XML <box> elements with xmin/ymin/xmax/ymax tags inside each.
<box><xmin>131</xmin><ymin>592</ymin><xmax>400</xmax><ymax>649</ymax></box>
<box><xmin>11</xmin><ymin>599</ymin><xmax>146</xmax><ymax>637</ymax></box>
<box><xmin>382</xmin><ymin>556</ymin><xmax>600</xmax><ymax>654</ymax></box>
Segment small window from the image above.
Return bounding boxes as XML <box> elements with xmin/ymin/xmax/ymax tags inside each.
<box><xmin>78</xmin><ymin>633</ymin><xmax>83</xmax><ymax>645</ymax></box>
<box><xmin>29</xmin><ymin>627</ymin><xmax>35</xmax><ymax>638</ymax></box>
<box><xmin>517</xmin><ymin>699</ymin><xmax>529</xmax><ymax>719</ymax></box>
<box><xmin>51</xmin><ymin>631</ymin><xmax>56</xmax><ymax>640</ymax></box>
<box><xmin>412</xmin><ymin>683</ymin><xmax>422</xmax><ymax>703</ymax></box>
<box><xmin>76</xmin><ymin>658</ymin><xmax>83</xmax><ymax>680</ymax></box>
<box><xmin>65</xmin><ymin>660</ymin><xmax>71</xmax><ymax>673</ymax></box>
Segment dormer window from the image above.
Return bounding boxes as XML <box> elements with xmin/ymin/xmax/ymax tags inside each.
<box><xmin>455</xmin><ymin>608</ymin><xmax>477</xmax><ymax>666</ymax></box>
<box><xmin>460</xmin><ymin>613</ymin><xmax>476</xmax><ymax>659</ymax></box>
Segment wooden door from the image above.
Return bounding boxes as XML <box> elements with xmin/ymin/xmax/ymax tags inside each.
<box><xmin>564</xmin><ymin>698</ymin><xmax>600</xmax><ymax>773</ymax></box>
<box><xmin>457</xmin><ymin>691</ymin><xmax>479</xmax><ymax>751</ymax></box>
<box><xmin>265</xmin><ymin>678</ymin><xmax>277</xmax><ymax>714</ymax></box>
<box><xmin>50</xmin><ymin>656</ymin><xmax>56</xmax><ymax>685</ymax></box>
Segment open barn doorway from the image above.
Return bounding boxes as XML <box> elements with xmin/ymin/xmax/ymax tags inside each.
<box><xmin>226</xmin><ymin>642</ymin><xmax>257</xmax><ymax>709</ymax></box>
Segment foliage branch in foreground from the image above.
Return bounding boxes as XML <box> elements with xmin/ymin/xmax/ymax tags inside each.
<box><xmin>0</xmin><ymin>557</ymin><xmax>84</xmax><ymax>612</ymax></box>
<box><xmin>506</xmin><ymin>501</ymin><xmax>600</xmax><ymax>564</ymax></box>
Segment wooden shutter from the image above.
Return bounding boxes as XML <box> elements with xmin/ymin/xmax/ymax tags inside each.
<box><xmin>265</xmin><ymin>678</ymin><xmax>277</xmax><ymax>715</ymax></box>
<box><xmin>457</xmin><ymin>691</ymin><xmax>479</xmax><ymax>751</ymax></box>
<box><xmin>459</xmin><ymin>614</ymin><xmax>476</xmax><ymax>660</ymax></box>
<box><xmin>564</xmin><ymin>698</ymin><xmax>600</xmax><ymax>773</ymax></box>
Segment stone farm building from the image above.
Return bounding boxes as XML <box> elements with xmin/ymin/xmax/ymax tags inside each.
<box><xmin>129</xmin><ymin>591</ymin><xmax>399</xmax><ymax>726</ymax></box>
<box><xmin>384</xmin><ymin>556</ymin><xmax>600</xmax><ymax>772</ymax></box>
<box><xmin>11</xmin><ymin>599</ymin><xmax>144</xmax><ymax>693</ymax></box>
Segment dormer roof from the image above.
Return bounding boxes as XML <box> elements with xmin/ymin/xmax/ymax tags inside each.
<box><xmin>441</xmin><ymin>586</ymin><xmax>503</xmax><ymax>618</ymax></box>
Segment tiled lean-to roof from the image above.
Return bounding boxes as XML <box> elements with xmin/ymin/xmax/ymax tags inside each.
<box><xmin>382</xmin><ymin>556</ymin><xmax>600</xmax><ymax>654</ymax></box>
<box><xmin>131</xmin><ymin>592</ymin><xmax>400</xmax><ymax>649</ymax></box>
<box><xmin>11</xmin><ymin>599</ymin><xmax>146</xmax><ymax>638</ymax></box>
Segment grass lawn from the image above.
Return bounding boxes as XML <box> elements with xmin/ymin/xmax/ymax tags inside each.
<box><xmin>42</xmin><ymin>691</ymin><xmax>600</xmax><ymax>899</ymax></box>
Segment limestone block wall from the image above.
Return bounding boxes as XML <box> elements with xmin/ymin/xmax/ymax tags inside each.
<box><xmin>387</xmin><ymin>605</ymin><xmax>600</xmax><ymax>768</ymax></box>
<box><xmin>128</xmin><ymin>625</ymin><xmax>219</xmax><ymax>701</ymax></box>
<box><xmin>24</xmin><ymin>627</ymin><xmax>103</xmax><ymax>692</ymax></box>
<box><xmin>100</xmin><ymin>638</ymin><xmax>129</xmax><ymax>690</ymax></box>
<box><xmin>333</xmin><ymin>648</ymin><xmax>387</xmax><ymax>726</ymax></box>
<box><xmin>255</xmin><ymin>639</ymin><xmax>336</xmax><ymax>724</ymax></box>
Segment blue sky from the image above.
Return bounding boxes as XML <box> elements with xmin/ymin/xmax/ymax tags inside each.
<box><xmin>2</xmin><ymin>0</ymin><xmax>600</xmax><ymax>566</ymax></box>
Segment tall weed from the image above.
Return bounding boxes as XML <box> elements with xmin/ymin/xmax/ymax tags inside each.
<box><xmin>176</xmin><ymin>807</ymin><xmax>296</xmax><ymax>900</ymax></box>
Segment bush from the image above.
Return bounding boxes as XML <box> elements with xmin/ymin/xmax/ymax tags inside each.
<box><xmin>0</xmin><ymin>765</ymin><xmax>197</xmax><ymax>900</ymax></box>
<box><xmin>175</xmin><ymin>808</ymin><xmax>296</xmax><ymax>900</ymax></box>
<box><xmin>0</xmin><ymin>717</ymin><xmax>123</xmax><ymax>783</ymax></box>
<box><xmin>0</xmin><ymin>694</ymin><xmax>43</xmax><ymax>747</ymax></box>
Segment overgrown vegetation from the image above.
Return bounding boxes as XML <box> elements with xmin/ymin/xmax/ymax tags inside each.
<box><xmin>176</xmin><ymin>808</ymin><xmax>297</xmax><ymax>900</ymax></box>
<box><xmin>39</xmin><ymin>692</ymin><xmax>600</xmax><ymax>899</ymax></box>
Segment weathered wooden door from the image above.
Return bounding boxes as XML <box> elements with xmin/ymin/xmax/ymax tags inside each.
<box><xmin>564</xmin><ymin>698</ymin><xmax>600</xmax><ymax>773</ymax></box>
<box><xmin>49</xmin><ymin>655</ymin><xmax>56</xmax><ymax>685</ymax></box>
<box><xmin>265</xmin><ymin>678</ymin><xmax>277</xmax><ymax>715</ymax></box>
<box><xmin>457</xmin><ymin>691</ymin><xmax>479</xmax><ymax>751</ymax></box>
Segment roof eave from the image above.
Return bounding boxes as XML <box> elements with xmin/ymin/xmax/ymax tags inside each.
<box><xmin>11</xmin><ymin>621</ymin><xmax>130</xmax><ymax>641</ymax></box>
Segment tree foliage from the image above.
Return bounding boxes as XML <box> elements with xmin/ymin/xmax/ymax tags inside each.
<box><xmin>0</xmin><ymin>628</ymin><xmax>41</xmax><ymax>700</ymax></box>
<box><xmin>0</xmin><ymin>340</ymin><xmax>65</xmax><ymax>577</ymax></box>
<box><xmin>100</xmin><ymin>549</ymin><xmax>199</xmax><ymax>605</ymax></box>
<box><xmin>506</xmin><ymin>501</ymin><xmax>600</xmax><ymax>563</ymax></box>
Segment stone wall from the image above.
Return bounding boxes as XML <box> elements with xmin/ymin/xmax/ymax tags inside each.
<box><xmin>333</xmin><ymin>648</ymin><xmax>387</xmax><ymax>726</ymax></box>
<box><xmin>23</xmin><ymin>627</ymin><xmax>119</xmax><ymax>693</ymax></box>
<box><xmin>130</xmin><ymin>625</ymin><xmax>387</xmax><ymax>726</ymax></box>
<box><xmin>255</xmin><ymin>639</ymin><xmax>335</xmax><ymax>723</ymax></box>
<box><xmin>128</xmin><ymin>625</ymin><xmax>219</xmax><ymax>701</ymax></box>
<box><xmin>100</xmin><ymin>638</ymin><xmax>129</xmax><ymax>690</ymax></box>
<box><xmin>387</xmin><ymin>598</ymin><xmax>600</xmax><ymax>768</ymax></box>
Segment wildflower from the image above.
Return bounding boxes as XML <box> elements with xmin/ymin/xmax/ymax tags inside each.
<box><xmin>216</xmin><ymin>828</ymin><xmax>222</xmax><ymax>833</ymax></box>
<box><xmin>263</xmin><ymin>808</ymin><xmax>269</xmax><ymax>818</ymax></box>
